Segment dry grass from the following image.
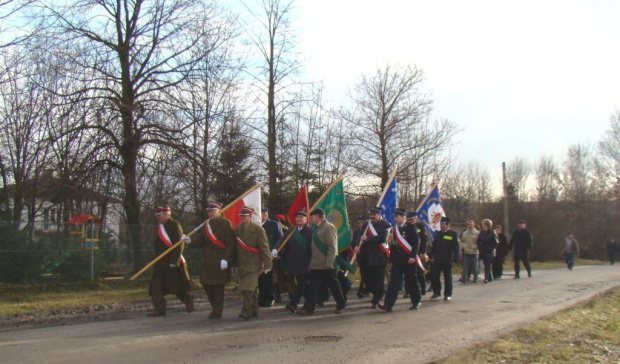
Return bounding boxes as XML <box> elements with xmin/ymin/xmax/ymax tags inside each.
<box><xmin>441</xmin><ymin>287</ymin><xmax>620</xmax><ymax>364</ymax></box>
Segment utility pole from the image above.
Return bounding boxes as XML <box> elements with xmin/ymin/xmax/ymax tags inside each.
<box><xmin>502</xmin><ymin>162</ymin><xmax>510</xmax><ymax>238</ymax></box>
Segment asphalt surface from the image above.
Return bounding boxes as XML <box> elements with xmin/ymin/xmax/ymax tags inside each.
<box><xmin>1</xmin><ymin>265</ymin><xmax>619</xmax><ymax>364</ymax></box>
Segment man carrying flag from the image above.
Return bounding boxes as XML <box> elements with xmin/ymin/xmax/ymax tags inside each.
<box><xmin>272</xmin><ymin>211</ymin><xmax>313</xmax><ymax>313</ymax></box>
<box><xmin>184</xmin><ymin>202</ymin><xmax>236</xmax><ymax>319</ymax></box>
<box><xmin>379</xmin><ymin>208</ymin><xmax>421</xmax><ymax>312</ymax></box>
<box><xmin>416</xmin><ymin>184</ymin><xmax>445</xmax><ymax>241</ymax></box>
<box><xmin>147</xmin><ymin>205</ymin><xmax>193</xmax><ymax>317</ymax></box>
<box><xmin>359</xmin><ymin>207</ymin><xmax>392</xmax><ymax>308</ymax></box>
<box><xmin>235</xmin><ymin>206</ymin><xmax>273</xmax><ymax>320</ymax></box>
<box><xmin>408</xmin><ymin>211</ymin><xmax>429</xmax><ymax>296</ymax></box>
<box><xmin>296</xmin><ymin>208</ymin><xmax>346</xmax><ymax>315</ymax></box>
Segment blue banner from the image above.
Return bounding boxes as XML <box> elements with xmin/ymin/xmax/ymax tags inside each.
<box><xmin>379</xmin><ymin>177</ymin><xmax>397</xmax><ymax>226</ymax></box>
<box><xmin>416</xmin><ymin>185</ymin><xmax>445</xmax><ymax>240</ymax></box>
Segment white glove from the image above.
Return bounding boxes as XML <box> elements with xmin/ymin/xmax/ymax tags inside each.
<box><xmin>220</xmin><ymin>259</ymin><xmax>228</xmax><ymax>270</ymax></box>
<box><xmin>169</xmin><ymin>264</ymin><xmax>177</xmax><ymax>268</ymax></box>
<box><xmin>271</xmin><ymin>249</ymin><xmax>278</xmax><ymax>258</ymax></box>
<box><xmin>181</xmin><ymin>234</ymin><xmax>191</xmax><ymax>244</ymax></box>
<box><xmin>264</xmin><ymin>268</ymin><xmax>271</xmax><ymax>274</ymax></box>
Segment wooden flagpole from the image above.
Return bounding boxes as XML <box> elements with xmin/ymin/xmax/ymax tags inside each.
<box><xmin>130</xmin><ymin>183</ymin><xmax>261</xmax><ymax>280</ymax></box>
<box><xmin>350</xmin><ymin>167</ymin><xmax>398</xmax><ymax>265</ymax></box>
<box><xmin>276</xmin><ymin>170</ymin><xmax>346</xmax><ymax>254</ymax></box>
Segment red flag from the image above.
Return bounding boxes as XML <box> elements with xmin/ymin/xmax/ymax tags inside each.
<box><xmin>223</xmin><ymin>185</ymin><xmax>262</xmax><ymax>228</ymax></box>
<box><xmin>287</xmin><ymin>185</ymin><xmax>309</xmax><ymax>226</ymax></box>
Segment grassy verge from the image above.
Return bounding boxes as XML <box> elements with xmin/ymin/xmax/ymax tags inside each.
<box><xmin>0</xmin><ymin>279</ymin><xmax>150</xmax><ymax>316</ymax></box>
<box><xmin>441</xmin><ymin>287</ymin><xmax>620</xmax><ymax>364</ymax></box>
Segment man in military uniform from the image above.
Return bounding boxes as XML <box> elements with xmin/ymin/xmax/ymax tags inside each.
<box><xmin>272</xmin><ymin>211</ymin><xmax>313</xmax><ymax>313</ymax></box>
<box><xmin>258</xmin><ymin>207</ymin><xmax>283</xmax><ymax>307</ymax></box>
<box><xmin>378</xmin><ymin>208</ymin><xmax>421</xmax><ymax>312</ymax></box>
<box><xmin>185</xmin><ymin>203</ymin><xmax>235</xmax><ymax>319</ymax></box>
<box><xmin>351</xmin><ymin>215</ymin><xmax>369</xmax><ymax>298</ymax></box>
<box><xmin>359</xmin><ymin>207</ymin><xmax>391</xmax><ymax>308</ymax></box>
<box><xmin>509</xmin><ymin>220</ymin><xmax>533</xmax><ymax>278</ymax></box>
<box><xmin>235</xmin><ymin>207</ymin><xmax>273</xmax><ymax>320</ymax></box>
<box><xmin>408</xmin><ymin>212</ymin><xmax>429</xmax><ymax>295</ymax></box>
<box><xmin>147</xmin><ymin>205</ymin><xmax>193</xmax><ymax>317</ymax></box>
<box><xmin>429</xmin><ymin>217</ymin><xmax>460</xmax><ymax>300</ymax></box>
<box><xmin>296</xmin><ymin>208</ymin><xmax>346</xmax><ymax>315</ymax></box>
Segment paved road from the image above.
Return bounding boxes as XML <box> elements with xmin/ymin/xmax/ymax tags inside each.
<box><xmin>1</xmin><ymin>265</ymin><xmax>619</xmax><ymax>364</ymax></box>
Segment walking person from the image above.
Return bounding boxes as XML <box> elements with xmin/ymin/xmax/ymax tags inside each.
<box><xmin>607</xmin><ymin>238</ymin><xmax>617</xmax><ymax>265</ymax></box>
<box><xmin>459</xmin><ymin>220</ymin><xmax>479</xmax><ymax>283</ymax></box>
<box><xmin>493</xmin><ymin>225</ymin><xmax>509</xmax><ymax>279</ymax></box>
<box><xmin>509</xmin><ymin>220</ymin><xmax>533</xmax><ymax>279</ymax></box>
<box><xmin>358</xmin><ymin>207</ymin><xmax>391</xmax><ymax>308</ymax></box>
<box><xmin>477</xmin><ymin>219</ymin><xmax>498</xmax><ymax>283</ymax></box>
<box><xmin>429</xmin><ymin>217</ymin><xmax>460</xmax><ymax>300</ymax></box>
<box><xmin>562</xmin><ymin>233</ymin><xmax>579</xmax><ymax>270</ymax></box>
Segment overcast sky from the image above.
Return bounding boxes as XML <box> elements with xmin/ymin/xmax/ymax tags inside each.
<box><xmin>292</xmin><ymin>0</ymin><xmax>620</xmax><ymax>180</ymax></box>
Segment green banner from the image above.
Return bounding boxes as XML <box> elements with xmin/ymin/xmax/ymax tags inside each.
<box><xmin>314</xmin><ymin>180</ymin><xmax>351</xmax><ymax>253</ymax></box>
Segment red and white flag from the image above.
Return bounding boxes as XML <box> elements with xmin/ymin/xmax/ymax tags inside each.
<box><xmin>287</xmin><ymin>185</ymin><xmax>309</xmax><ymax>226</ymax></box>
<box><xmin>223</xmin><ymin>185</ymin><xmax>262</xmax><ymax>228</ymax></box>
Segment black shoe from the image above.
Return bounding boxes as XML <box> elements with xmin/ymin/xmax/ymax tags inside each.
<box><xmin>410</xmin><ymin>303</ymin><xmax>421</xmax><ymax>310</ymax></box>
<box><xmin>317</xmin><ymin>302</ymin><xmax>325</xmax><ymax>307</ymax></box>
<box><xmin>514</xmin><ymin>276</ymin><xmax>520</xmax><ymax>279</ymax></box>
<box><xmin>403</xmin><ymin>293</ymin><xmax>410</xmax><ymax>299</ymax></box>
<box><xmin>238</xmin><ymin>312</ymin><xmax>250</xmax><ymax>320</ymax></box>
<box><xmin>458</xmin><ymin>278</ymin><xmax>465</xmax><ymax>283</ymax></box>
<box><xmin>420</xmin><ymin>288</ymin><xmax>427</xmax><ymax>296</ymax></box>
<box><xmin>484</xmin><ymin>279</ymin><xmax>489</xmax><ymax>284</ymax></box>
<box><xmin>444</xmin><ymin>296</ymin><xmax>451</xmax><ymax>301</ymax></box>
<box><xmin>528</xmin><ymin>272</ymin><xmax>532</xmax><ymax>277</ymax></box>
<box><xmin>430</xmin><ymin>294</ymin><xmax>441</xmax><ymax>300</ymax></box>
<box><xmin>371</xmin><ymin>303</ymin><xmax>377</xmax><ymax>309</ymax></box>
<box><xmin>285</xmin><ymin>303</ymin><xmax>297</xmax><ymax>313</ymax></box>
<box><xmin>357</xmin><ymin>292</ymin><xmax>364</xmax><ymax>298</ymax></box>
<box><xmin>377</xmin><ymin>304</ymin><xmax>392</xmax><ymax>312</ymax></box>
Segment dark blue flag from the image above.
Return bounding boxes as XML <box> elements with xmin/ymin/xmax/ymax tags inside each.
<box><xmin>379</xmin><ymin>177</ymin><xmax>397</xmax><ymax>226</ymax></box>
<box><xmin>416</xmin><ymin>185</ymin><xmax>445</xmax><ymax>240</ymax></box>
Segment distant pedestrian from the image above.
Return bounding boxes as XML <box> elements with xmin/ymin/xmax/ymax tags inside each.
<box><xmin>509</xmin><ymin>220</ymin><xmax>533</xmax><ymax>279</ymax></box>
<box><xmin>493</xmin><ymin>225</ymin><xmax>509</xmax><ymax>279</ymax></box>
<box><xmin>606</xmin><ymin>238</ymin><xmax>617</xmax><ymax>265</ymax></box>
<box><xmin>459</xmin><ymin>220</ymin><xmax>479</xmax><ymax>283</ymax></box>
<box><xmin>477</xmin><ymin>219</ymin><xmax>498</xmax><ymax>283</ymax></box>
<box><xmin>562</xmin><ymin>233</ymin><xmax>579</xmax><ymax>270</ymax></box>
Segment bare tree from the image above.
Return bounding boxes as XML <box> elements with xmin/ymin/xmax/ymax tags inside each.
<box><xmin>242</xmin><ymin>0</ymin><xmax>300</xmax><ymax>211</ymax></box>
<box><xmin>505</xmin><ymin>157</ymin><xmax>530</xmax><ymax>201</ymax></box>
<box><xmin>562</xmin><ymin>143</ymin><xmax>595</xmax><ymax>203</ymax></box>
<box><xmin>534</xmin><ymin>155</ymin><xmax>561</xmax><ymax>201</ymax></box>
<box><xmin>34</xmin><ymin>0</ymin><xmax>219</xmax><ymax>271</ymax></box>
<box><xmin>599</xmin><ymin>111</ymin><xmax>620</xmax><ymax>197</ymax></box>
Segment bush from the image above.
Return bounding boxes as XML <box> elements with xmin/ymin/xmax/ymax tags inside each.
<box><xmin>0</xmin><ymin>223</ymin><xmax>46</xmax><ymax>283</ymax></box>
<box><xmin>49</xmin><ymin>250</ymin><xmax>107</xmax><ymax>281</ymax></box>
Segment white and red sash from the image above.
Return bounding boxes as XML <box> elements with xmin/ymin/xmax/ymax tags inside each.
<box><xmin>366</xmin><ymin>222</ymin><xmax>390</xmax><ymax>258</ymax></box>
<box><xmin>393</xmin><ymin>225</ymin><xmax>412</xmax><ymax>255</ymax></box>
<box><xmin>158</xmin><ymin>223</ymin><xmax>186</xmax><ymax>264</ymax></box>
<box><xmin>204</xmin><ymin>220</ymin><xmax>227</xmax><ymax>249</ymax></box>
<box><xmin>236</xmin><ymin>237</ymin><xmax>260</xmax><ymax>254</ymax></box>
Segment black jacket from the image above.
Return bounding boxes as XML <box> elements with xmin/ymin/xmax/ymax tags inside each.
<box><xmin>477</xmin><ymin>229</ymin><xmax>498</xmax><ymax>259</ymax></box>
<box><xmin>431</xmin><ymin>229</ymin><xmax>460</xmax><ymax>265</ymax></box>
<box><xmin>390</xmin><ymin>222</ymin><xmax>419</xmax><ymax>265</ymax></box>
<box><xmin>415</xmin><ymin>222</ymin><xmax>429</xmax><ymax>254</ymax></box>
<box><xmin>274</xmin><ymin>225</ymin><xmax>313</xmax><ymax>276</ymax></box>
<box><xmin>351</xmin><ymin>227</ymin><xmax>368</xmax><ymax>264</ymax></box>
<box><xmin>509</xmin><ymin>228</ymin><xmax>533</xmax><ymax>258</ymax></box>
<box><xmin>262</xmin><ymin>218</ymin><xmax>283</xmax><ymax>249</ymax></box>
<box><xmin>362</xmin><ymin>219</ymin><xmax>392</xmax><ymax>266</ymax></box>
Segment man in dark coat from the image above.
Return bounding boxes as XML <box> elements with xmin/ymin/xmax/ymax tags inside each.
<box><xmin>429</xmin><ymin>217</ymin><xmax>460</xmax><ymax>300</ymax></box>
<box><xmin>258</xmin><ymin>207</ymin><xmax>283</xmax><ymax>307</ymax></box>
<box><xmin>408</xmin><ymin>212</ymin><xmax>429</xmax><ymax>295</ymax></box>
<box><xmin>493</xmin><ymin>225</ymin><xmax>509</xmax><ymax>279</ymax></box>
<box><xmin>272</xmin><ymin>211</ymin><xmax>313</xmax><ymax>312</ymax></box>
<box><xmin>379</xmin><ymin>208</ymin><xmax>421</xmax><ymax>312</ymax></box>
<box><xmin>607</xmin><ymin>238</ymin><xmax>617</xmax><ymax>265</ymax></box>
<box><xmin>185</xmin><ymin>202</ymin><xmax>236</xmax><ymax>319</ymax></box>
<box><xmin>509</xmin><ymin>220</ymin><xmax>533</xmax><ymax>278</ymax></box>
<box><xmin>148</xmin><ymin>205</ymin><xmax>193</xmax><ymax>316</ymax></box>
<box><xmin>351</xmin><ymin>215</ymin><xmax>369</xmax><ymax>298</ymax></box>
<box><xmin>359</xmin><ymin>207</ymin><xmax>392</xmax><ymax>308</ymax></box>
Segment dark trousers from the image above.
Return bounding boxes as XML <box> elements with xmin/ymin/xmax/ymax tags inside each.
<box><xmin>365</xmin><ymin>265</ymin><xmax>386</xmax><ymax>304</ymax></box>
<box><xmin>514</xmin><ymin>255</ymin><xmax>531</xmax><ymax>277</ymax></box>
<box><xmin>289</xmin><ymin>274</ymin><xmax>309</xmax><ymax>307</ymax></box>
<box><xmin>337</xmin><ymin>271</ymin><xmax>352</xmax><ymax>303</ymax></box>
<box><xmin>203</xmin><ymin>284</ymin><xmax>225</xmax><ymax>315</ymax></box>
<box><xmin>564</xmin><ymin>253</ymin><xmax>575</xmax><ymax>270</ymax></box>
<box><xmin>483</xmin><ymin>256</ymin><xmax>493</xmax><ymax>282</ymax></box>
<box><xmin>430</xmin><ymin>262</ymin><xmax>453</xmax><ymax>297</ymax></box>
<box><xmin>492</xmin><ymin>258</ymin><xmax>504</xmax><ymax>278</ymax></box>
<box><xmin>357</xmin><ymin>261</ymin><xmax>369</xmax><ymax>295</ymax></box>
<box><xmin>258</xmin><ymin>271</ymin><xmax>275</xmax><ymax>306</ymax></box>
<box><xmin>385</xmin><ymin>263</ymin><xmax>420</xmax><ymax>307</ymax></box>
<box><xmin>302</xmin><ymin>269</ymin><xmax>346</xmax><ymax>311</ymax></box>
<box><xmin>149</xmin><ymin>272</ymin><xmax>191</xmax><ymax>313</ymax></box>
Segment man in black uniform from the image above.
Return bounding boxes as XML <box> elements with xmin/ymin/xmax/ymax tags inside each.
<box><xmin>379</xmin><ymin>208</ymin><xmax>421</xmax><ymax>312</ymax></box>
<box><xmin>351</xmin><ymin>215</ymin><xmax>369</xmax><ymax>298</ymax></box>
<box><xmin>259</xmin><ymin>207</ymin><xmax>283</xmax><ymax>307</ymax></box>
<box><xmin>429</xmin><ymin>217</ymin><xmax>460</xmax><ymax>301</ymax></box>
<box><xmin>359</xmin><ymin>207</ymin><xmax>391</xmax><ymax>308</ymax></box>
<box><xmin>509</xmin><ymin>220</ymin><xmax>533</xmax><ymax>278</ymax></box>
<box><xmin>148</xmin><ymin>205</ymin><xmax>193</xmax><ymax>316</ymax></box>
<box><xmin>408</xmin><ymin>211</ymin><xmax>429</xmax><ymax>296</ymax></box>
